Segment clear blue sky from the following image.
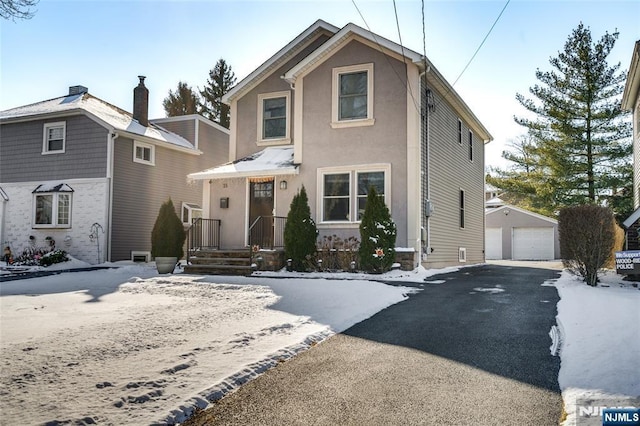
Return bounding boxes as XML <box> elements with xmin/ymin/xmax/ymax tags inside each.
<box><xmin>1</xmin><ymin>0</ymin><xmax>638</xmax><ymax>168</ymax></box>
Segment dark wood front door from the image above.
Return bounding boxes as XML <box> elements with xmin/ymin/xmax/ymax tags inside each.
<box><xmin>249</xmin><ymin>180</ymin><xmax>274</xmax><ymax>248</ymax></box>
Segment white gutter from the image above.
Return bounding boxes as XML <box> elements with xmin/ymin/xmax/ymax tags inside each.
<box><xmin>106</xmin><ymin>131</ymin><xmax>118</xmax><ymax>262</ymax></box>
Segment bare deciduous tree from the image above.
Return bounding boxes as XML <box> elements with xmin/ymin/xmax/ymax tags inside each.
<box><xmin>1</xmin><ymin>0</ymin><xmax>38</xmax><ymax>21</ymax></box>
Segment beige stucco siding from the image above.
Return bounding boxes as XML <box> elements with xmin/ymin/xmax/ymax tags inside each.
<box><xmin>234</xmin><ymin>34</ymin><xmax>331</xmax><ymax>161</ymax></box>
<box><xmin>298</xmin><ymin>39</ymin><xmax>410</xmax><ymax>246</ymax></box>
<box><xmin>424</xmin><ymin>84</ymin><xmax>485</xmax><ymax>266</ymax></box>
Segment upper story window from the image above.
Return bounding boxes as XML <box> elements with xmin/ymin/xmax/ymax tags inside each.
<box><xmin>133</xmin><ymin>140</ymin><xmax>155</xmax><ymax>166</ymax></box>
<box><xmin>331</xmin><ymin>63</ymin><xmax>374</xmax><ymax>129</ymax></box>
<box><xmin>257</xmin><ymin>91</ymin><xmax>290</xmax><ymax>145</ymax></box>
<box><xmin>468</xmin><ymin>130</ymin><xmax>473</xmax><ymax>161</ymax></box>
<box><xmin>318</xmin><ymin>164</ymin><xmax>390</xmax><ymax>225</ymax></box>
<box><xmin>457</xmin><ymin>119</ymin><xmax>462</xmax><ymax>145</ymax></box>
<box><xmin>32</xmin><ymin>183</ymin><xmax>73</xmax><ymax>228</ymax></box>
<box><xmin>42</xmin><ymin>122</ymin><xmax>66</xmax><ymax>154</ymax></box>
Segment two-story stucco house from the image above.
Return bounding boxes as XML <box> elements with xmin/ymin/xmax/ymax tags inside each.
<box><xmin>188</xmin><ymin>20</ymin><xmax>492</xmax><ymax>269</ymax></box>
<box><xmin>0</xmin><ymin>77</ymin><xmax>229</xmax><ymax>264</ymax></box>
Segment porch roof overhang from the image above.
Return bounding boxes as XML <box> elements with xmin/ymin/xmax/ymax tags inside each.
<box><xmin>188</xmin><ymin>146</ymin><xmax>299</xmax><ymax>180</ymax></box>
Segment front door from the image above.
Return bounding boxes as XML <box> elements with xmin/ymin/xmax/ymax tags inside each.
<box><xmin>249</xmin><ymin>179</ymin><xmax>274</xmax><ymax>248</ymax></box>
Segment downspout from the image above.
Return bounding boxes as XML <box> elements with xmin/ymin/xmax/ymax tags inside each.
<box><xmin>106</xmin><ymin>131</ymin><xmax>118</xmax><ymax>262</ymax></box>
<box><xmin>419</xmin><ymin>69</ymin><xmax>432</xmax><ymax>263</ymax></box>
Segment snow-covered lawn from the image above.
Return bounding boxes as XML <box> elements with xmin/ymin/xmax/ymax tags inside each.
<box><xmin>2</xmin><ymin>259</ymin><xmax>637</xmax><ymax>425</ymax></box>
<box><xmin>0</xmin><ymin>263</ymin><xmax>418</xmax><ymax>425</ymax></box>
<box><xmin>553</xmin><ymin>271</ymin><xmax>640</xmax><ymax>425</ymax></box>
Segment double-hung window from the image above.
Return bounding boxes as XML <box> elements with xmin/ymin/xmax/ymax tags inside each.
<box><xmin>319</xmin><ymin>165</ymin><xmax>390</xmax><ymax>224</ymax></box>
<box><xmin>32</xmin><ymin>184</ymin><xmax>73</xmax><ymax>228</ymax></box>
<box><xmin>459</xmin><ymin>189</ymin><xmax>465</xmax><ymax>229</ymax></box>
<box><xmin>468</xmin><ymin>130</ymin><xmax>473</xmax><ymax>161</ymax></box>
<box><xmin>133</xmin><ymin>140</ymin><xmax>155</xmax><ymax>165</ymax></box>
<box><xmin>43</xmin><ymin>122</ymin><xmax>66</xmax><ymax>154</ymax></box>
<box><xmin>331</xmin><ymin>63</ymin><xmax>374</xmax><ymax>128</ymax></box>
<box><xmin>257</xmin><ymin>91</ymin><xmax>290</xmax><ymax>144</ymax></box>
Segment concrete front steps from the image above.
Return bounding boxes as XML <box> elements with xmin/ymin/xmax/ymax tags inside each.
<box><xmin>183</xmin><ymin>249</ymin><xmax>253</xmax><ymax>276</ymax></box>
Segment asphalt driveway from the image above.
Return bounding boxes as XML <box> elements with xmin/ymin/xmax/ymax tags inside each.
<box><xmin>183</xmin><ymin>263</ymin><xmax>563</xmax><ymax>425</ymax></box>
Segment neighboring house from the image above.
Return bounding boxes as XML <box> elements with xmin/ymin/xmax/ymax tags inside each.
<box><xmin>622</xmin><ymin>40</ymin><xmax>640</xmax><ymax>248</ymax></box>
<box><xmin>0</xmin><ymin>78</ymin><xmax>229</xmax><ymax>264</ymax></box>
<box><xmin>485</xmin><ymin>204</ymin><xmax>560</xmax><ymax>261</ymax></box>
<box><xmin>188</xmin><ymin>19</ymin><xmax>492</xmax><ymax>269</ymax></box>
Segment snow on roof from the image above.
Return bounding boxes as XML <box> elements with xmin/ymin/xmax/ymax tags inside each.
<box><xmin>486</xmin><ymin>196</ymin><xmax>504</xmax><ymax>206</ymax></box>
<box><xmin>32</xmin><ymin>183</ymin><xmax>74</xmax><ymax>193</ymax></box>
<box><xmin>189</xmin><ymin>146</ymin><xmax>298</xmax><ymax>180</ymax></box>
<box><xmin>0</xmin><ymin>93</ymin><xmax>196</xmax><ymax>151</ymax></box>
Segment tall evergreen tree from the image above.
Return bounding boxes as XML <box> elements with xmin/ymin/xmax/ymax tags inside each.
<box><xmin>162</xmin><ymin>81</ymin><xmax>201</xmax><ymax>117</ymax></box>
<box><xmin>201</xmin><ymin>59</ymin><xmax>236</xmax><ymax>128</ymax></box>
<box><xmin>490</xmin><ymin>23</ymin><xmax>632</xmax><ymax>218</ymax></box>
<box><xmin>284</xmin><ymin>186</ymin><xmax>318</xmax><ymax>271</ymax></box>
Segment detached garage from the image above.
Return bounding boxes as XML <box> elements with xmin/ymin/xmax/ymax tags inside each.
<box><xmin>486</xmin><ymin>205</ymin><xmax>560</xmax><ymax>260</ymax></box>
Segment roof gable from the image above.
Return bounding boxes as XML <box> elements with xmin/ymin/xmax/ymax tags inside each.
<box><xmin>222</xmin><ymin>19</ymin><xmax>339</xmax><ymax>104</ymax></box>
<box><xmin>486</xmin><ymin>204</ymin><xmax>558</xmax><ymax>224</ymax></box>
<box><xmin>283</xmin><ymin>22</ymin><xmax>423</xmax><ymax>83</ymax></box>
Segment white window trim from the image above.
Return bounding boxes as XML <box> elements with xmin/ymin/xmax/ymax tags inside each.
<box><xmin>133</xmin><ymin>140</ymin><xmax>155</xmax><ymax>166</ymax></box>
<box><xmin>32</xmin><ymin>192</ymin><xmax>72</xmax><ymax>229</ymax></box>
<box><xmin>257</xmin><ymin>91</ymin><xmax>291</xmax><ymax>146</ymax></box>
<box><xmin>42</xmin><ymin>121</ymin><xmax>66</xmax><ymax>155</ymax></box>
<box><xmin>331</xmin><ymin>63</ymin><xmax>375</xmax><ymax>129</ymax></box>
<box><xmin>182</xmin><ymin>202</ymin><xmax>203</xmax><ymax>225</ymax></box>
<box><xmin>457</xmin><ymin>119</ymin><xmax>463</xmax><ymax>145</ymax></box>
<box><xmin>316</xmin><ymin>163</ymin><xmax>391</xmax><ymax>227</ymax></box>
<box><xmin>468</xmin><ymin>130</ymin><xmax>474</xmax><ymax>162</ymax></box>
<box><xmin>131</xmin><ymin>251</ymin><xmax>151</xmax><ymax>263</ymax></box>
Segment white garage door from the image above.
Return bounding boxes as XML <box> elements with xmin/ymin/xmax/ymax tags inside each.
<box><xmin>485</xmin><ymin>228</ymin><xmax>503</xmax><ymax>259</ymax></box>
<box><xmin>512</xmin><ymin>227</ymin><xmax>554</xmax><ymax>260</ymax></box>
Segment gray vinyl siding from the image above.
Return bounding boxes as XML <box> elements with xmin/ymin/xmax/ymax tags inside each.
<box><xmin>110</xmin><ymin>137</ymin><xmax>220</xmax><ymax>261</ymax></box>
<box><xmin>198</xmin><ymin>121</ymin><xmax>229</xmax><ymax>164</ymax></box>
<box><xmin>154</xmin><ymin>120</ymin><xmax>196</xmax><ymax>144</ymax></box>
<box><xmin>0</xmin><ymin>115</ymin><xmax>108</xmax><ymax>182</ymax></box>
<box><xmin>422</xmin><ymin>80</ymin><xmax>485</xmax><ymax>266</ymax></box>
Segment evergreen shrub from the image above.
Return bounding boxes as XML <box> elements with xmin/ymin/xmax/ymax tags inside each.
<box><xmin>151</xmin><ymin>199</ymin><xmax>186</xmax><ymax>259</ymax></box>
<box><xmin>284</xmin><ymin>186</ymin><xmax>318</xmax><ymax>271</ymax></box>
<box><xmin>358</xmin><ymin>187</ymin><xmax>396</xmax><ymax>273</ymax></box>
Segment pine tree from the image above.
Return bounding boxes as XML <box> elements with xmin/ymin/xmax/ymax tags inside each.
<box><xmin>201</xmin><ymin>59</ymin><xmax>236</xmax><ymax>128</ymax></box>
<box><xmin>490</xmin><ymin>23</ymin><xmax>632</xmax><ymax>218</ymax></box>
<box><xmin>358</xmin><ymin>187</ymin><xmax>396</xmax><ymax>273</ymax></box>
<box><xmin>151</xmin><ymin>199</ymin><xmax>186</xmax><ymax>259</ymax></box>
<box><xmin>162</xmin><ymin>81</ymin><xmax>201</xmax><ymax>117</ymax></box>
<box><xmin>284</xmin><ymin>186</ymin><xmax>318</xmax><ymax>271</ymax></box>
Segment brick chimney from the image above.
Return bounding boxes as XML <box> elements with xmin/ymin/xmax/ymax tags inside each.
<box><xmin>133</xmin><ymin>76</ymin><xmax>149</xmax><ymax>127</ymax></box>
<box><xmin>68</xmin><ymin>85</ymin><xmax>88</xmax><ymax>96</ymax></box>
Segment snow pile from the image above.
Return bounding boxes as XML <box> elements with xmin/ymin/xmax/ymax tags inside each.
<box><xmin>554</xmin><ymin>270</ymin><xmax>640</xmax><ymax>425</ymax></box>
<box><xmin>0</xmin><ymin>266</ymin><xmax>413</xmax><ymax>425</ymax></box>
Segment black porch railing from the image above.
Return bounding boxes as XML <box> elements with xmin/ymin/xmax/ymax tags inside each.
<box><xmin>248</xmin><ymin>216</ymin><xmax>286</xmax><ymax>250</ymax></box>
<box><xmin>187</xmin><ymin>218</ymin><xmax>221</xmax><ymax>263</ymax></box>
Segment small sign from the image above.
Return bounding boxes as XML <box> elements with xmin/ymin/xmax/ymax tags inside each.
<box><xmin>615</xmin><ymin>251</ymin><xmax>640</xmax><ymax>274</ymax></box>
<box><xmin>602</xmin><ymin>408</ymin><xmax>640</xmax><ymax>425</ymax></box>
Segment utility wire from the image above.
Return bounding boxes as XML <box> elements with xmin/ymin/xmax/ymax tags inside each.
<box><xmin>392</xmin><ymin>0</ymin><xmax>419</xmax><ymax>112</ymax></box>
<box><xmin>351</xmin><ymin>0</ymin><xmax>421</xmax><ymax>113</ymax></box>
<box><xmin>453</xmin><ymin>0</ymin><xmax>511</xmax><ymax>87</ymax></box>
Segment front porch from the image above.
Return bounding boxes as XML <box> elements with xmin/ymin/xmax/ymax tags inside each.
<box><xmin>184</xmin><ymin>216</ymin><xmax>287</xmax><ymax>275</ymax></box>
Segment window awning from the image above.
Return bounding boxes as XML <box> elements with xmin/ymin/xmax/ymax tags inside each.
<box><xmin>32</xmin><ymin>183</ymin><xmax>74</xmax><ymax>193</ymax></box>
<box><xmin>188</xmin><ymin>146</ymin><xmax>298</xmax><ymax>180</ymax></box>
